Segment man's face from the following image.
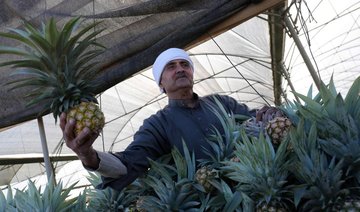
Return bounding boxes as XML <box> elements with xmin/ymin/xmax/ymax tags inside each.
<box><xmin>159</xmin><ymin>59</ymin><xmax>193</xmax><ymax>93</ymax></box>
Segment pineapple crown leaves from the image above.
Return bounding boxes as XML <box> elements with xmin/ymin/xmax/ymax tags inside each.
<box><xmin>199</xmin><ymin>127</ymin><xmax>236</xmax><ymax>168</ymax></box>
<box><xmin>291</xmin><ymin>77</ymin><xmax>345</xmax><ymax>123</ymax></box>
<box><xmin>222</xmin><ymin>129</ymin><xmax>292</xmax><ymax>207</ymax></box>
<box><xmin>0</xmin><ymin>17</ymin><xmax>106</xmax><ymax>119</ymax></box>
<box><xmin>293</xmin><ymin>154</ymin><xmax>347</xmax><ymax>211</ymax></box>
<box><xmin>208</xmin><ymin>96</ymin><xmax>242</xmax><ymax>141</ymax></box>
<box><xmin>205</xmin><ymin>180</ymin><xmax>243</xmax><ymax>212</ymax></box>
<box><xmin>171</xmin><ymin>140</ymin><xmax>197</xmax><ymax>180</ymax></box>
<box><xmin>0</xmin><ymin>185</ymin><xmax>16</xmax><ymax>211</ymax></box>
<box><xmin>317</xmin><ymin>117</ymin><xmax>360</xmax><ymax>182</ymax></box>
<box><xmin>86</xmin><ymin>171</ymin><xmax>138</xmax><ymax>210</ymax></box>
<box><xmin>287</xmin><ymin>76</ymin><xmax>360</xmax><ymax>143</ymax></box>
<box><xmin>86</xmin><ymin>186</ymin><xmax>135</xmax><ymax>210</ymax></box>
<box><xmin>13</xmin><ymin>178</ymin><xmax>79</xmax><ymax>211</ymax></box>
<box><xmin>220</xmin><ymin>180</ymin><xmax>242</xmax><ymax>210</ymax></box>
<box><xmin>69</xmin><ymin>192</ymin><xmax>87</xmax><ymax>212</ymax></box>
<box><xmin>319</xmin><ymin>136</ymin><xmax>360</xmax><ymax>183</ymax></box>
<box><xmin>136</xmin><ymin>143</ymin><xmax>201</xmax><ymax>211</ymax></box>
<box><xmin>344</xmin><ymin>76</ymin><xmax>360</xmax><ymax>126</ymax></box>
<box><xmin>146</xmin><ymin>141</ymin><xmax>197</xmax><ymax>182</ymax></box>
<box><xmin>198</xmin><ymin>96</ymin><xmax>241</xmax><ymax>166</ymax></box>
<box><xmin>86</xmin><ymin>171</ymin><xmax>102</xmax><ymax>188</ymax></box>
<box><xmin>285</xmin><ymin>79</ymin><xmax>333</xmax><ymax>125</ymax></box>
<box><xmin>288</xmin><ymin>121</ymin><xmax>349</xmax><ymax>210</ymax></box>
<box><xmin>139</xmin><ymin>175</ymin><xmax>200</xmax><ymax>211</ymax></box>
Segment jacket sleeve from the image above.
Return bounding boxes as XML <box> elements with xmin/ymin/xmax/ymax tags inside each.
<box><xmin>216</xmin><ymin>94</ymin><xmax>257</xmax><ymax>117</ymax></box>
<box><xmin>96</xmin><ymin>113</ymin><xmax>171</xmax><ymax>191</ymax></box>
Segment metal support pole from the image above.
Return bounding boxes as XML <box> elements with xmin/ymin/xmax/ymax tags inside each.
<box><xmin>37</xmin><ymin>117</ymin><xmax>55</xmax><ymax>184</ymax></box>
<box><xmin>284</xmin><ymin>15</ymin><xmax>321</xmax><ymax>90</ymax></box>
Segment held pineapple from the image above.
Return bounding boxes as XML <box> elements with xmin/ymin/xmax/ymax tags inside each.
<box><xmin>67</xmin><ymin>102</ymin><xmax>105</xmax><ymax>135</ymax></box>
<box><xmin>265</xmin><ymin>117</ymin><xmax>292</xmax><ymax>145</ymax></box>
<box><xmin>0</xmin><ymin>17</ymin><xmax>105</xmax><ymax>136</ymax></box>
<box><xmin>242</xmin><ymin>106</ymin><xmax>293</xmax><ymax>146</ymax></box>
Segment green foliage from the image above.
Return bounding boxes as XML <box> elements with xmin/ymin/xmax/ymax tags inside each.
<box><xmin>222</xmin><ymin>130</ymin><xmax>293</xmax><ymax>210</ymax></box>
<box><xmin>0</xmin><ymin>177</ymin><xmax>85</xmax><ymax>211</ymax></box>
<box><xmin>135</xmin><ymin>142</ymin><xmax>201</xmax><ymax>211</ymax></box>
<box><xmin>289</xmin><ymin>121</ymin><xmax>349</xmax><ymax>211</ymax></box>
<box><xmin>2</xmin><ymin>77</ymin><xmax>360</xmax><ymax>211</ymax></box>
<box><xmin>283</xmin><ymin>76</ymin><xmax>360</xmax><ymax>211</ymax></box>
<box><xmin>86</xmin><ymin>186</ymin><xmax>136</xmax><ymax>211</ymax></box>
<box><xmin>0</xmin><ymin>186</ymin><xmax>17</xmax><ymax>212</ymax></box>
<box><xmin>0</xmin><ymin>17</ymin><xmax>105</xmax><ymax>121</ymax></box>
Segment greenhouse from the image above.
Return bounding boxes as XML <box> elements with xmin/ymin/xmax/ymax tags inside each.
<box><xmin>1</xmin><ymin>0</ymin><xmax>360</xmax><ymax>211</ymax></box>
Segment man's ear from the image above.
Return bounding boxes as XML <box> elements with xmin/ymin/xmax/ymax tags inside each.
<box><xmin>159</xmin><ymin>82</ymin><xmax>166</xmax><ymax>93</ymax></box>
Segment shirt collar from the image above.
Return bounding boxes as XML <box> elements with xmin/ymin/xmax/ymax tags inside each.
<box><xmin>168</xmin><ymin>93</ymin><xmax>199</xmax><ymax>108</ymax></box>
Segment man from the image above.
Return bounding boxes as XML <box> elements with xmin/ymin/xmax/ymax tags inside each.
<box><xmin>61</xmin><ymin>48</ymin><xmax>267</xmax><ymax>190</ymax></box>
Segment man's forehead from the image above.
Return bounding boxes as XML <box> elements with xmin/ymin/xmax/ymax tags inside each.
<box><xmin>166</xmin><ymin>59</ymin><xmax>189</xmax><ymax>65</ymax></box>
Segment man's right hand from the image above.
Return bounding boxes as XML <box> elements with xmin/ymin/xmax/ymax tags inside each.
<box><xmin>255</xmin><ymin>105</ymin><xmax>284</xmax><ymax>122</ymax></box>
<box><xmin>60</xmin><ymin>112</ymin><xmax>100</xmax><ymax>169</ymax></box>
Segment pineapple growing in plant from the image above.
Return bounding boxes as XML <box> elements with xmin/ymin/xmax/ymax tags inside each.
<box><xmin>195</xmin><ymin>165</ymin><xmax>217</xmax><ymax>193</ymax></box>
<box><xmin>0</xmin><ymin>17</ymin><xmax>105</xmax><ymax>136</ymax></box>
<box><xmin>195</xmin><ymin>97</ymin><xmax>243</xmax><ymax>193</ymax></box>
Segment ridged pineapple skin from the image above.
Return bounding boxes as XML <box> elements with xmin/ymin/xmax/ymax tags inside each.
<box><xmin>66</xmin><ymin>102</ymin><xmax>105</xmax><ymax>136</ymax></box>
<box><xmin>195</xmin><ymin>166</ymin><xmax>216</xmax><ymax>192</ymax></box>
<box><xmin>265</xmin><ymin>117</ymin><xmax>292</xmax><ymax>145</ymax></box>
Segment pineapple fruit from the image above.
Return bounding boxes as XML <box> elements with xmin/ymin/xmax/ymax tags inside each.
<box><xmin>265</xmin><ymin>116</ymin><xmax>292</xmax><ymax>145</ymax></box>
<box><xmin>67</xmin><ymin>102</ymin><xmax>105</xmax><ymax>135</ymax></box>
<box><xmin>195</xmin><ymin>165</ymin><xmax>217</xmax><ymax>192</ymax></box>
<box><xmin>0</xmin><ymin>17</ymin><xmax>105</xmax><ymax>136</ymax></box>
<box><xmin>242</xmin><ymin>106</ymin><xmax>293</xmax><ymax>146</ymax></box>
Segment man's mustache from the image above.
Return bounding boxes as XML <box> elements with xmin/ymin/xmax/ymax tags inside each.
<box><xmin>175</xmin><ymin>72</ymin><xmax>187</xmax><ymax>78</ymax></box>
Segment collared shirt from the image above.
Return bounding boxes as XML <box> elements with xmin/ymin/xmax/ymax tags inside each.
<box><xmin>96</xmin><ymin>93</ymin><xmax>256</xmax><ymax>190</ymax></box>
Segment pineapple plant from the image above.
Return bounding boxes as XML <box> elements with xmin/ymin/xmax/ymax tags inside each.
<box><xmin>283</xmin><ymin>76</ymin><xmax>360</xmax><ymax>211</ymax></box>
<box><xmin>134</xmin><ymin>142</ymin><xmax>201</xmax><ymax>211</ymax></box>
<box><xmin>2</xmin><ymin>177</ymin><xmax>86</xmax><ymax>211</ymax></box>
<box><xmin>0</xmin><ymin>17</ymin><xmax>105</xmax><ymax>136</ymax></box>
<box><xmin>85</xmin><ymin>171</ymin><xmax>138</xmax><ymax>211</ymax></box>
<box><xmin>196</xmin><ymin>97</ymin><xmax>243</xmax><ymax>193</ymax></box>
<box><xmin>0</xmin><ymin>185</ymin><xmax>16</xmax><ymax>212</ymax></box>
<box><xmin>288</xmin><ymin>120</ymin><xmax>351</xmax><ymax>211</ymax></box>
<box><xmin>222</xmin><ymin>129</ymin><xmax>294</xmax><ymax>211</ymax></box>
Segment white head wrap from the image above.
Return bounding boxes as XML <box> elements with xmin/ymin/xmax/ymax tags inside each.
<box><xmin>152</xmin><ymin>48</ymin><xmax>194</xmax><ymax>93</ymax></box>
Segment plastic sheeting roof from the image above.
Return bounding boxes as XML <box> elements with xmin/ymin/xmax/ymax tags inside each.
<box><xmin>1</xmin><ymin>0</ymin><xmax>360</xmax><ymax>189</ymax></box>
